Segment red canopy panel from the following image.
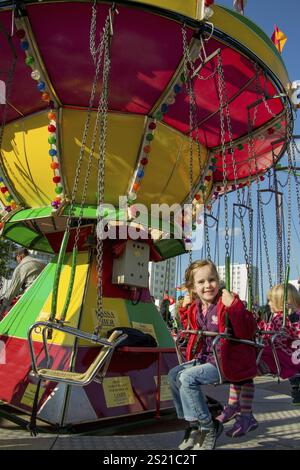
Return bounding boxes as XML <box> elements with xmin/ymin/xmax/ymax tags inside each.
<box><xmin>213</xmin><ymin>121</ymin><xmax>286</xmax><ymax>182</ymax></box>
<box><xmin>0</xmin><ymin>10</ymin><xmax>46</xmax><ymax>123</ymax></box>
<box><xmin>0</xmin><ymin>0</ymin><xmax>285</xmax><ymax>167</ymax></box>
<box><xmin>27</xmin><ymin>2</ymin><xmax>193</xmax><ymax>113</ymax></box>
<box><xmin>163</xmin><ymin>44</ymin><xmax>284</xmax><ymax>147</ymax></box>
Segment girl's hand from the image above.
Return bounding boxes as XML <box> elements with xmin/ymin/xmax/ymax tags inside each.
<box><xmin>222</xmin><ymin>289</ymin><xmax>235</xmax><ymax>307</ymax></box>
<box><xmin>182</xmin><ymin>294</ymin><xmax>192</xmax><ymax>308</ymax></box>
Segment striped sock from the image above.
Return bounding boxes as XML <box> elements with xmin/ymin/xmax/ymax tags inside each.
<box><xmin>240</xmin><ymin>382</ymin><xmax>255</xmax><ymax>415</ymax></box>
<box><xmin>228</xmin><ymin>384</ymin><xmax>241</xmax><ymax>406</ymax></box>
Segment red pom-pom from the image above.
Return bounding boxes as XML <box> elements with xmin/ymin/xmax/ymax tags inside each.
<box><xmin>53</xmin><ymin>176</ymin><xmax>61</xmax><ymax>184</ymax></box>
<box><xmin>48</xmin><ymin>124</ymin><xmax>56</xmax><ymax>133</ymax></box>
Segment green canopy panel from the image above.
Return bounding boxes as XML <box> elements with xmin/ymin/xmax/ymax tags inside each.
<box><xmin>154</xmin><ymin>239</ymin><xmax>186</xmax><ymax>260</ymax></box>
<box><xmin>3</xmin><ymin>222</ymin><xmax>54</xmax><ymax>253</ymax></box>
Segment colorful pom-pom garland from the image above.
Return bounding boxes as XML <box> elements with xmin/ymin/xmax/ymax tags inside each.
<box><xmin>0</xmin><ymin>176</ymin><xmax>17</xmax><ymax>214</ymax></box>
<box><xmin>15</xmin><ymin>22</ymin><xmax>64</xmax><ymax>211</ymax></box>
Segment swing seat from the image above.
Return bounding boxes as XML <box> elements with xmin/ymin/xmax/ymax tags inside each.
<box><xmin>28</xmin><ymin>323</ymin><xmax>127</xmax><ymax>386</ymax></box>
<box><xmin>256</xmin><ymin>328</ymin><xmax>289</xmax><ymax>379</ymax></box>
<box><xmin>176</xmin><ymin>329</ymin><xmax>263</xmax><ymax>385</ymax></box>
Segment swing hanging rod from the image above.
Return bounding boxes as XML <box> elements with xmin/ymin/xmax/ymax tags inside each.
<box><xmin>233</xmin><ymin>203</ymin><xmax>253</xmax><ymax>211</ymax></box>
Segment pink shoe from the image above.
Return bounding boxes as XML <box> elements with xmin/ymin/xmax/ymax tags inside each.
<box><xmin>216</xmin><ymin>404</ymin><xmax>240</xmax><ymax>424</ymax></box>
<box><xmin>226</xmin><ymin>413</ymin><xmax>258</xmax><ymax>438</ymax></box>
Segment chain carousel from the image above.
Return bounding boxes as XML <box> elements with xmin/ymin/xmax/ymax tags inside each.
<box><xmin>0</xmin><ymin>0</ymin><xmax>297</xmax><ymax>430</ymax></box>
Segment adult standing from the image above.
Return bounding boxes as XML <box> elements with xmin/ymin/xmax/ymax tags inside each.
<box><xmin>0</xmin><ymin>248</ymin><xmax>45</xmax><ymax>316</ymax></box>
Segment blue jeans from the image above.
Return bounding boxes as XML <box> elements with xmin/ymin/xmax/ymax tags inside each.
<box><xmin>168</xmin><ymin>360</ymin><xmax>220</xmax><ymax>425</ymax></box>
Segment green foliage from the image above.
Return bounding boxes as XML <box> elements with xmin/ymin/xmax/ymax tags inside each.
<box><xmin>0</xmin><ymin>238</ymin><xmax>15</xmax><ymax>278</ymax></box>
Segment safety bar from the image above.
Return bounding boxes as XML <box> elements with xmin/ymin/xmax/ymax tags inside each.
<box><xmin>175</xmin><ymin>329</ymin><xmax>262</xmax><ymax>384</ymax></box>
<box><xmin>28</xmin><ymin>321</ymin><xmax>125</xmax><ymax>379</ymax></box>
<box><xmin>256</xmin><ymin>329</ymin><xmax>288</xmax><ymax>380</ymax></box>
<box><xmin>210</xmin><ymin>333</ymin><xmax>264</xmax><ymax>384</ymax></box>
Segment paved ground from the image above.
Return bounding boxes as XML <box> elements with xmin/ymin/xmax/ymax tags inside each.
<box><xmin>0</xmin><ymin>376</ymin><xmax>299</xmax><ymax>450</ymax></box>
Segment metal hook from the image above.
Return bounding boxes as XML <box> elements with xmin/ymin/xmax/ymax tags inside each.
<box><xmin>109</xmin><ymin>3</ymin><xmax>119</xmax><ymax>37</ymax></box>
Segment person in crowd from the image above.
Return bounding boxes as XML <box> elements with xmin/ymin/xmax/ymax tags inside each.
<box><xmin>0</xmin><ymin>248</ymin><xmax>45</xmax><ymax>317</ymax></box>
<box><xmin>160</xmin><ymin>292</ymin><xmax>170</xmax><ymax>324</ymax></box>
<box><xmin>172</xmin><ymin>295</ymin><xmax>184</xmax><ymax>333</ymax></box>
<box><xmin>259</xmin><ymin>284</ymin><xmax>300</xmax><ymax>405</ymax></box>
<box><xmin>168</xmin><ymin>259</ymin><xmax>257</xmax><ymax>450</ymax></box>
<box><xmin>168</xmin><ymin>296</ymin><xmax>176</xmax><ymax>328</ymax></box>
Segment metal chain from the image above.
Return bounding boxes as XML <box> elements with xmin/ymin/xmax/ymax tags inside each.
<box><xmin>290</xmin><ymin>138</ymin><xmax>300</xmax><ymax>225</ymax></box>
<box><xmin>66</xmin><ymin>11</ymin><xmax>110</xmax><ymax>240</ymax></box>
<box><xmin>204</xmin><ymin>212</ymin><xmax>211</xmax><ymax>260</ymax></box>
<box><xmin>216</xmin><ymin>54</ymin><xmax>230</xmax><ymax>260</ymax></box>
<box><xmin>218</xmin><ymin>54</ymin><xmax>252</xmax><ymax>298</ymax></box>
<box><xmin>182</xmin><ymin>27</ymin><xmax>194</xmax><ymax>264</ymax></box>
<box><xmin>285</xmin><ymin>106</ymin><xmax>294</xmax><ymax>268</ymax></box>
<box><xmin>213</xmin><ymin>198</ymin><xmax>220</xmax><ymax>266</ymax></box>
<box><xmin>254</xmin><ymin>66</ymin><xmax>278</xmax><ymax>119</ymax></box>
<box><xmin>250</xmin><ymin>71</ymin><xmax>273</xmax><ymax>289</ymax></box>
<box><xmin>95</xmin><ymin>19</ymin><xmax>112</xmax><ymax>334</ymax></box>
<box><xmin>182</xmin><ymin>25</ymin><xmax>205</xmax><ymax>263</ymax></box>
<box><xmin>90</xmin><ymin>0</ymin><xmax>101</xmax><ymax>64</ymax></box>
<box><xmin>273</xmin><ymin>165</ymin><xmax>283</xmax><ymax>282</ymax></box>
<box><xmin>257</xmin><ymin>200</ymin><xmax>264</xmax><ymax>304</ymax></box>
<box><xmin>281</xmin><ymin>199</ymin><xmax>287</xmax><ymax>272</ymax></box>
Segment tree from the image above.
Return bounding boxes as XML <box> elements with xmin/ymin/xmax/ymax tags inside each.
<box><xmin>0</xmin><ymin>237</ymin><xmax>15</xmax><ymax>279</ymax></box>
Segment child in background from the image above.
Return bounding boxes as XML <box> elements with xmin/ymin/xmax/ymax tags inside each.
<box><xmin>260</xmin><ymin>284</ymin><xmax>300</xmax><ymax>404</ymax></box>
<box><xmin>168</xmin><ymin>260</ymin><xmax>257</xmax><ymax>450</ymax></box>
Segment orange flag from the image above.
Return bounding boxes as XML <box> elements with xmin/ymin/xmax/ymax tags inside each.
<box><xmin>271</xmin><ymin>25</ymin><xmax>287</xmax><ymax>53</ymax></box>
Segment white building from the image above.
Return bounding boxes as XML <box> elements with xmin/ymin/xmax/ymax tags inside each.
<box><xmin>289</xmin><ymin>279</ymin><xmax>300</xmax><ymax>292</ymax></box>
<box><xmin>30</xmin><ymin>249</ymin><xmax>53</xmax><ymax>265</ymax></box>
<box><xmin>217</xmin><ymin>263</ymin><xmax>258</xmax><ymax>303</ymax></box>
<box><xmin>149</xmin><ymin>258</ymin><xmax>176</xmax><ymax>303</ymax></box>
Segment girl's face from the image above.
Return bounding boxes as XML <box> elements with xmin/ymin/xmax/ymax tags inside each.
<box><xmin>193</xmin><ymin>265</ymin><xmax>219</xmax><ymax>305</ymax></box>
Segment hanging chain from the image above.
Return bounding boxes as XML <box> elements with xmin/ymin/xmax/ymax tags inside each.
<box><xmin>182</xmin><ymin>26</ymin><xmax>213</xmax><ymax>263</ymax></box>
<box><xmin>66</xmin><ymin>11</ymin><xmax>111</xmax><ymax>247</ymax></box>
<box><xmin>182</xmin><ymin>26</ymin><xmax>194</xmax><ymax>264</ymax></box>
<box><xmin>250</xmin><ymin>70</ymin><xmax>273</xmax><ymax>289</ymax></box>
<box><xmin>290</xmin><ymin>138</ymin><xmax>300</xmax><ymax>225</ymax></box>
<box><xmin>204</xmin><ymin>212</ymin><xmax>211</xmax><ymax>260</ymax></box>
<box><xmin>217</xmin><ymin>54</ymin><xmax>230</xmax><ymax>262</ymax></box>
<box><xmin>95</xmin><ymin>13</ymin><xmax>112</xmax><ymax>335</ymax></box>
<box><xmin>218</xmin><ymin>54</ymin><xmax>253</xmax><ymax>297</ymax></box>
<box><xmin>272</xmin><ymin>163</ymin><xmax>283</xmax><ymax>282</ymax></box>
<box><xmin>285</xmin><ymin>106</ymin><xmax>294</xmax><ymax>268</ymax></box>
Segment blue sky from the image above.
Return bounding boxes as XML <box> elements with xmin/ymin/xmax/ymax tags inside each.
<box><xmin>178</xmin><ymin>0</ymin><xmax>300</xmax><ymax>302</ymax></box>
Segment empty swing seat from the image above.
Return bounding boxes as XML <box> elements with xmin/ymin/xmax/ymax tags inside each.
<box><xmin>28</xmin><ymin>323</ymin><xmax>127</xmax><ymax>386</ymax></box>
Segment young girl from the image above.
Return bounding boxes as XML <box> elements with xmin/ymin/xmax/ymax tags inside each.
<box><xmin>168</xmin><ymin>260</ymin><xmax>257</xmax><ymax>450</ymax></box>
<box><xmin>259</xmin><ymin>284</ymin><xmax>300</xmax><ymax>402</ymax></box>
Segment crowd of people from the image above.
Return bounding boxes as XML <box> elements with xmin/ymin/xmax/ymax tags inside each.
<box><xmin>160</xmin><ymin>259</ymin><xmax>300</xmax><ymax>450</ymax></box>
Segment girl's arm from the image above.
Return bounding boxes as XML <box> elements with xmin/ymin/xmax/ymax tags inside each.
<box><xmin>225</xmin><ymin>295</ymin><xmax>257</xmax><ymax>339</ymax></box>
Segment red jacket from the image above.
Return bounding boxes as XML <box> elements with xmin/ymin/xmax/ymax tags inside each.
<box><xmin>179</xmin><ymin>295</ymin><xmax>257</xmax><ymax>382</ymax></box>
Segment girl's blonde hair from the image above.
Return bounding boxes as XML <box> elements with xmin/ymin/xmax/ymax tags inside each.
<box><xmin>185</xmin><ymin>259</ymin><xmax>220</xmax><ymax>298</ymax></box>
<box><xmin>267</xmin><ymin>283</ymin><xmax>300</xmax><ymax>312</ymax></box>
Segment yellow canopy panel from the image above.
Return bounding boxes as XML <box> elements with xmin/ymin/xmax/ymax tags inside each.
<box><xmin>1</xmin><ymin>112</ymin><xmax>54</xmax><ymax>208</ymax></box>
<box><xmin>61</xmin><ymin>109</ymin><xmax>146</xmax><ymax>206</ymax></box>
<box><xmin>137</xmin><ymin>121</ymin><xmax>209</xmax><ymax>206</ymax></box>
